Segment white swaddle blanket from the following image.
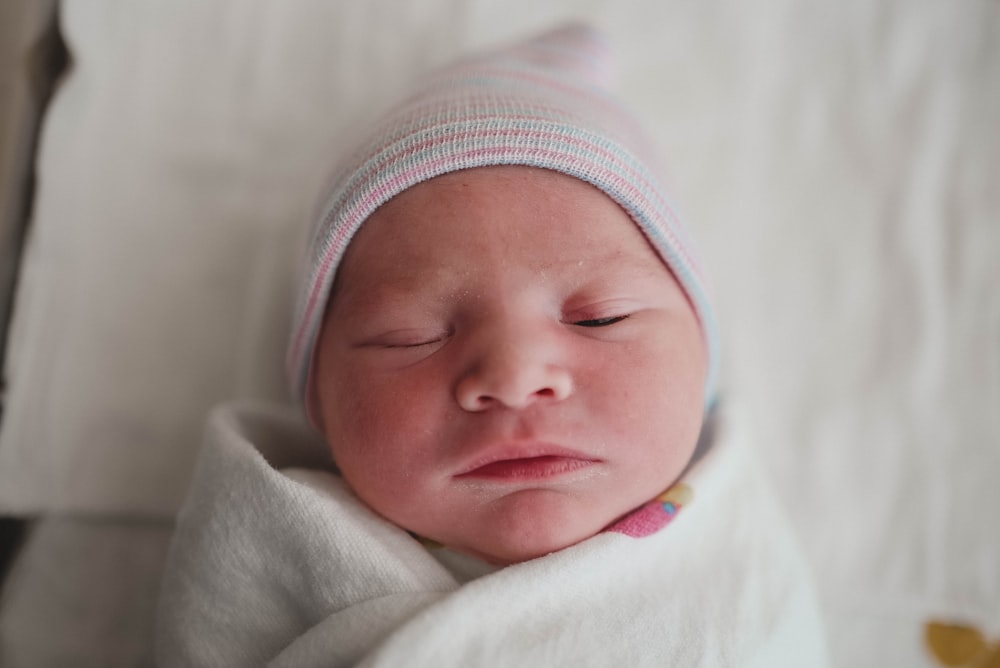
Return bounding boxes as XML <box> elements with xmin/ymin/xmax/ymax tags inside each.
<box><xmin>155</xmin><ymin>401</ymin><xmax>827</xmax><ymax>666</ymax></box>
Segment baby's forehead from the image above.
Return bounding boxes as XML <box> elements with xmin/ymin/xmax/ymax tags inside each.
<box><xmin>333</xmin><ymin>166</ymin><xmax>671</xmax><ymax>289</ymax></box>
<box><xmin>325</xmin><ymin>198</ymin><xmax>684</xmax><ymax>334</ymax></box>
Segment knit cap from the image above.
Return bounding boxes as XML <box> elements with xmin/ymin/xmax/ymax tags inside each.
<box><xmin>288</xmin><ymin>23</ymin><xmax>719</xmax><ymax>413</ymax></box>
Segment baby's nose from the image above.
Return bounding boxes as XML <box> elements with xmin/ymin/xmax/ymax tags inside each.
<box><xmin>454</xmin><ymin>330</ymin><xmax>573</xmax><ymax>411</ymax></box>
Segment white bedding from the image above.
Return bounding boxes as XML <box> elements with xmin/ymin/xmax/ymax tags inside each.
<box><xmin>157</xmin><ymin>401</ymin><xmax>827</xmax><ymax>667</ymax></box>
<box><xmin>1</xmin><ymin>1</ymin><xmax>997</xmax><ymax>665</ymax></box>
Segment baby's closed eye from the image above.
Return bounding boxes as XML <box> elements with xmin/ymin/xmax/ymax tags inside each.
<box><xmin>563</xmin><ymin>296</ymin><xmax>642</xmax><ymax>331</ymax></box>
<box><xmin>572</xmin><ymin>315</ymin><xmax>630</xmax><ymax>328</ymax></box>
<box><xmin>354</xmin><ymin>328</ymin><xmax>450</xmax><ymax>349</ymax></box>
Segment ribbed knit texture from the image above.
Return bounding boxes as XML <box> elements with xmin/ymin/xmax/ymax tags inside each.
<box><xmin>288</xmin><ymin>24</ymin><xmax>719</xmax><ymax>409</ymax></box>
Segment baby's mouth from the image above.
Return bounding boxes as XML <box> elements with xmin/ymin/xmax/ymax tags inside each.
<box><xmin>457</xmin><ymin>455</ymin><xmax>597</xmax><ymax>481</ymax></box>
<box><xmin>454</xmin><ymin>443</ymin><xmax>601</xmax><ymax>481</ymax></box>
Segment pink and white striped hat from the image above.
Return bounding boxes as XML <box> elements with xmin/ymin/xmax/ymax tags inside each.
<box><xmin>288</xmin><ymin>23</ymin><xmax>719</xmax><ymax>411</ymax></box>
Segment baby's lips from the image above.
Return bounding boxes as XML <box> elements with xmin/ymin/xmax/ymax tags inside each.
<box><xmin>456</xmin><ymin>454</ymin><xmax>600</xmax><ymax>481</ymax></box>
<box><xmin>453</xmin><ymin>440</ymin><xmax>600</xmax><ymax>478</ymax></box>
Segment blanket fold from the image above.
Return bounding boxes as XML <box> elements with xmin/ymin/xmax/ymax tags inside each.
<box><xmin>156</xmin><ymin>401</ymin><xmax>827</xmax><ymax>667</ymax></box>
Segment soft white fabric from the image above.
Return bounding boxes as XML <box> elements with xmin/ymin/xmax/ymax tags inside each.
<box><xmin>156</xmin><ymin>401</ymin><xmax>828</xmax><ymax>666</ymax></box>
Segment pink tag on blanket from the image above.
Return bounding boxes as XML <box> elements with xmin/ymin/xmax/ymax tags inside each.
<box><xmin>605</xmin><ymin>483</ymin><xmax>692</xmax><ymax>538</ymax></box>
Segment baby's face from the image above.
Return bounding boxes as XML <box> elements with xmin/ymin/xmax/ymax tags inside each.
<box><xmin>313</xmin><ymin>166</ymin><xmax>706</xmax><ymax>565</ymax></box>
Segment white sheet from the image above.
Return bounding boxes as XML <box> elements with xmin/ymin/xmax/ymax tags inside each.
<box><xmin>1</xmin><ymin>1</ymin><xmax>997</xmax><ymax>666</ymax></box>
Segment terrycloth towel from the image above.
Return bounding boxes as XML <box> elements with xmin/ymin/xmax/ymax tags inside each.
<box><xmin>156</xmin><ymin>402</ymin><xmax>828</xmax><ymax>666</ymax></box>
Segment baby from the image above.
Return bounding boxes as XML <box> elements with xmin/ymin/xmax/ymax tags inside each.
<box><xmin>158</xmin><ymin>24</ymin><xmax>827</xmax><ymax>666</ymax></box>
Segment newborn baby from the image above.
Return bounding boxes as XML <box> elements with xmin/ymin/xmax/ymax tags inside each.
<box><xmin>157</xmin><ymin>24</ymin><xmax>827</xmax><ymax>666</ymax></box>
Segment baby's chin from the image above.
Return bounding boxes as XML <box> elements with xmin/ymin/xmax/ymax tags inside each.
<box><xmin>453</xmin><ymin>533</ymin><xmax>579</xmax><ymax>566</ymax></box>
<box><xmin>425</xmin><ymin>491</ymin><xmax>627</xmax><ymax>566</ymax></box>
<box><xmin>445</xmin><ymin>531</ymin><xmax>593</xmax><ymax>567</ymax></box>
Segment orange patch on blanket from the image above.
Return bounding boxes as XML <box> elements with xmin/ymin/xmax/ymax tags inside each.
<box><xmin>926</xmin><ymin>621</ymin><xmax>1000</xmax><ymax>667</ymax></box>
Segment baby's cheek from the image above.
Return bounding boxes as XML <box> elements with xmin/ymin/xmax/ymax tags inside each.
<box><xmin>332</xmin><ymin>372</ymin><xmax>439</xmax><ymax>463</ymax></box>
<box><xmin>621</xmin><ymin>342</ymin><xmax>703</xmax><ymax>452</ymax></box>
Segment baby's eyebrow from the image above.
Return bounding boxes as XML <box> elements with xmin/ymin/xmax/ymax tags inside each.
<box><xmin>336</xmin><ymin>284</ymin><xmax>427</xmax><ymax>313</ymax></box>
<box><xmin>545</xmin><ymin>251</ymin><xmax>669</xmax><ymax>280</ymax></box>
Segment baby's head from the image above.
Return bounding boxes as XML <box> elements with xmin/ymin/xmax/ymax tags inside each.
<box><xmin>288</xmin><ymin>25</ymin><xmax>719</xmax><ymax>565</ymax></box>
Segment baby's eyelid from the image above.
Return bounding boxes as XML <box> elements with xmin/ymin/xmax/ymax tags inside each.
<box><xmin>355</xmin><ymin>328</ymin><xmax>449</xmax><ymax>349</ymax></box>
<box><xmin>565</xmin><ymin>299</ymin><xmax>637</xmax><ymax>328</ymax></box>
<box><xmin>572</xmin><ymin>314</ymin><xmax>630</xmax><ymax>328</ymax></box>
<box><xmin>386</xmin><ymin>335</ymin><xmax>445</xmax><ymax>349</ymax></box>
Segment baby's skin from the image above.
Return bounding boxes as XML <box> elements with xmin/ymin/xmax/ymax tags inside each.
<box><xmin>311</xmin><ymin>165</ymin><xmax>707</xmax><ymax>565</ymax></box>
